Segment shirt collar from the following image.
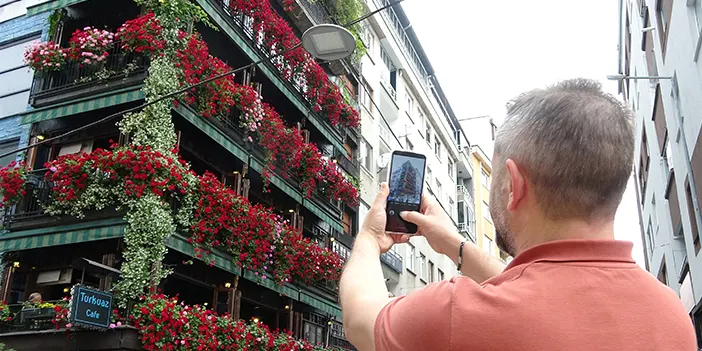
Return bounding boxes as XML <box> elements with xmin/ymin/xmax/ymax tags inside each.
<box><xmin>505</xmin><ymin>239</ymin><xmax>636</xmax><ymax>270</ymax></box>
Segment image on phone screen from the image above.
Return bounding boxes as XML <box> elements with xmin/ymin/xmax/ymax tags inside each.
<box><xmin>385</xmin><ymin>151</ymin><xmax>426</xmax><ymax>234</ymax></box>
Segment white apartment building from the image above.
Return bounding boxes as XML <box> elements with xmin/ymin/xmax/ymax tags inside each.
<box><xmin>617</xmin><ymin>0</ymin><xmax>702</xmax><ymax>340</ymax></box>
<box><xmin>354</xmin><ymin>0</ymin><xmax>471</xmax><ymax>295</ymax></box>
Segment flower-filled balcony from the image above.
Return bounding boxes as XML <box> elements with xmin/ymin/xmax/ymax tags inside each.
<box><xmin>1</xmin><ymin>168</ymin><xmax>126</xmax><ymax>231</ymax></box>
<box><xmin>25</xmin><ymin>17</ymin><xmax>160</xmax><ymax>108</ymax></box>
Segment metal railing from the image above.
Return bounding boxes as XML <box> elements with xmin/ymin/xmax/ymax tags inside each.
<box><xmin>29</xmin><ymin>41</ymin><xmax>149</xmax><ymax>100</ymax></box>
<box><xmin>370</xmin><ymin>0</ymin><xmax>430</xmax><ymax>88</ymax></box>
<box><xmin>380</xmin><ymin>249</ymin><xmax>402</xmax><ymax>273</ymax></box>
<box><xmin>3</xmin><ymin>170</ymin><xmax>52</xmax><ymax>228</ymax></box>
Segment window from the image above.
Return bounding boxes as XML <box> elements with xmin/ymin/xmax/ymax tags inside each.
<box><xmin>685</xmin><ymin>179</ymin><xmax>701</xmax><ymax>254</ymax></box>
<box><xmin>405</xmin><ymin>138</ymin><xmax>413</xmax><ymax>151</ymax></box>
<box><xmin>658</xmin><ymin>259</ymin><xmax>668</xmax><ymax>285</ymax></box>
<box><xmin>419</xmin><ymin>253</ymin><xmax>427</xmax><ymax>281</ymax></box>
<box><xmin>437</xmin><ymin>269</ymin><xmax>444</xmax><ymax>281</ymax></box>
<box><xmin>0</xmin><ymin>139</ymin><xmax>18</xmax><ymax>167</ymax></box>
<box><xmin>426</xmin><ymin>167</ymin><xmax>433</xmax><ymax>186</ymax></box>
<box><xmin>483</xmin><ymin>235</ymin><xmax>493</xmax><ymax>255</ymax></box>
<box><xmin>480</xmin><ymin>169</ymin><xmax>490</xmax><ymax>188</ymax></box>
<box><xmin>426</xmin><ymin>125</ymin><xmax>432</xmax><ymax>145</ymax></box>
<box><xmin>448</xmin><ymin>159</ymin><xmax>454</xmax><ymax>179</ymax></box>
<box><xmin>405</xmin><ymin>90</ymin><xmax>414</xmax><ymax>119</ymax></box>
<box><xmin>303</xmin><ymin>321</ymin><xmax>325</xmax><ymax>346</ymax></box>
<box><xmin>407</xmin><ymin>243</ymin><xmax>416</xmax><ymax>272</ymax></box>
<box><xmin>361</xmin><ymin>23</ymin><xmax>375</xmax><ymax>58</ymax></box>
<box><xmin>436</xmin><ymin>180</ymin><xmax>442</xmax><ymax>200</ymax></box>
<box><xmin>428</xmin><ymin>261</ymin><xmax>435</xmax><ymax>282</ymax></box>
<box><xmin>457</xmin><ymin>201</ymin><xmax>465</xmax><ymax>224</ymax></box>
<box><xmin>0</xmin><ymin>37</ymin><xmax>38</xmax><ymax>119</ymax></box>
<box><xmin>449</xmin><ymin>197</ymin><xmax>455</xmax><ymax>219</ymax></box>
<box><xmin>434</xmin><ymin>139</ymin><xmax>441</xmax><ymax>159</ymax></box>
<box><xmin>360</xmin><ymin>139</ymin><xmax>373</xmax><ymax>171</ymax></box>
<box><xmin>359</xmin><ymin>84</ymin><xmax>372</xmax><ymax>113</ymax></box>
<box><xmin>342</xmin><ymin>212</ymin><xmax>352</xmax><ymax>235</ymax></box>
<box><xmin>483</xmin><ymin>201</ymin><xmax>491</xmax><ymax>222</ymax></box>
<box><xmin>418</xmin><ymin>110</ymin><xmax>425</xmax><ymax>133</ymax></box>
<box><xmin>655</xmin><ymin>0</ymin><xmax>673</xmax><ymax>55</ymax></box>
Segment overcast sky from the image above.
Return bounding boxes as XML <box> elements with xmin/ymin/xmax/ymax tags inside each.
<box><xmin>401</xmin><ymin>0</ymin><xmax>646</xmax><ymax>265</ymax></box>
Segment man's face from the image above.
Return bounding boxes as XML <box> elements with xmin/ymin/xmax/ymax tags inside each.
<box><xmin>489</xmin><ymin>159</ymin><xmax>517</xmax><ymax>257</ymax></box>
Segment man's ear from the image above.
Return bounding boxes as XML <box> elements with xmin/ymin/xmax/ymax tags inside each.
<box><xmin>505</xmin><ymin>159</ymin><xmax>526</xmax><ymax>211</ymax></box>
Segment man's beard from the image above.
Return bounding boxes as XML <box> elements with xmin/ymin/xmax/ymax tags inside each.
<box><xmin>490</xmin><ymin>192</ymin><xmax>517</xmax><ymax>258</ymax></box>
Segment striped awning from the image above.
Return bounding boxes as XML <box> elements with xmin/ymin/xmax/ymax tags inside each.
<box><xmin>26</xmin><ymin>0</ymin><xmax>88</xmax><ymax>16</ymax></box>
<box><xmin>0</xmin><ymin>220</ymin><xmax>125</xmax><ymax>251</ymax></box>
<box><xmin>20</xmin><ymin>88</ymin><xmax>144</xmax><ymax>124</ymax></box>
<box><xmin>248</xmin><ymin>158</ymin><xmax>303</xmax><ymax>203</ymax></box>
<box><xmin>303</xmin><ymin>199</ymin><xmax>343</xmax><ymax>233</ymax></box>
<box><xmin>174</xmin><ymin>104</ymin><xmax>249</xmax><ymax>161</ymax></box>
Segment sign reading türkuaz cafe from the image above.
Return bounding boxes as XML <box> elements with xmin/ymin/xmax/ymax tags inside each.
<box><xmin>70</xmin><ymin>285</ymin><xmax>114</xmax><ymax>330</ymax></box>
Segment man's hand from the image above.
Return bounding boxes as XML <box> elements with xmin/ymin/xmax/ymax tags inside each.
<box><xmin>400</xmin><ymin>193</ymin><xmax>463</xmax><ymax>256</ymax></box>
<box><xmin>359</xmin><ymin>182</ymin><xmax>410</xmax><ymax>253</ymax></box>
<box><xmin>402</xmin><ymin>193</ymin><xmax>506</xmax><ymax>283</ymax></box>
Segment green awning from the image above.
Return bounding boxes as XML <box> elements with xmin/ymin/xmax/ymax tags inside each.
<box><xmin>174</xmin><ymin>104</ymin><xmax>249</xmax><ymax>161</ymax></box>
<box><xmin>0</xmin><ymin>219</ymin><xmax>125</xmax><ymax>251</ymax></box>
<box><xmin>20</xmin><ymin>88</ymin><xmax>144</xmax><ymax>124</ymax></box>
<box><xmin>167</xmin><ymin>234</ymin><xmax>341</xmax><ymax>318</ymax></box>
<box><xmin>303</xmin><ymin>200</ymin><xmax>343</xmax><ymax>233</ymax></box>
<box><xmin>194</xmin><ymin>0</ymin><xmax>346</xmax><ymax>155</ymax></box>
<box><xmin>165</xmin><ymin>234</ymin><xmax>241</xmax><ymax>275</ymax></box>
<box><xmin>249</xmin><ymin>158</ymin><xmax>303</xmax><ymax>203</ymax></box>
<box><xmin>26</xmin><ymin>0</ymin><xmax>88</xmax><ymax>16</ymax></box>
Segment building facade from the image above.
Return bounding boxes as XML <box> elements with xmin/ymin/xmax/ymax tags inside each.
<box><xmin>0</xmin><ymin>0</ymin><xmax>374</xmax><ymax>348</ymax></box>
<box><xmin>617</xmin><ymin>0</ymin><xmax>702</xmax><ymax>344</ymax></box>
<box><xmin>353</xmin><ymin>0</ymin><xmax>470</xmax><ymax>295</ymax></box>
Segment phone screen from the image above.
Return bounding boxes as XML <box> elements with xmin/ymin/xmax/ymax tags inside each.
<box><xmin>385</xmin><ymin>151</ymin><xmax>426</xmax><ymax>234</ymax></box>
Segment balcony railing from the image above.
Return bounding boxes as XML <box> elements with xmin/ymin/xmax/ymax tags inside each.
<box><xmin>380</xmin><ymin>249</ymin><xmax>402</xmax><ymax>273</ymax></box>
<box><xmin>370</xmin><ymin>0</ymin><xmax>430</xmax><ymax>89</ymax></box>
<box><xmin>3</xmin><ymin>170</ymin><xmax>52</xmax><ymax>229</ymax></box>
<box><xmin>211</xmin><ymin>0</ymin><xmax>344</xmax><ymax>140</ymax></box>
<box><xmin>456</xmin><ymin>185</ymin><xmax>473</xmax><ymax>204</ymax></box>
<box><xmin>29</xmin><ymin>41</ymin><xmax>149</xmax><ymax>107</ymax></box>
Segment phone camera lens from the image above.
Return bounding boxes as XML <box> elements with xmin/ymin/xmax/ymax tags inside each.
<box><xmin>389</xmin><ymin>210</ymin><xmax>396</xmax><ymax>216</ymax></box>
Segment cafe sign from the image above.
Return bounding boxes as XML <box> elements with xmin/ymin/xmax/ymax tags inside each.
<box><xmin>69</xmin><ymin>285</ymin><xmax>113</xmax><ymax>330</ymax></box>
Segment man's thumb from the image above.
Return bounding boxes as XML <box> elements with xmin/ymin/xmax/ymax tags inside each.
<box><xmin>400</xmin><ymin>211</ymin><xmax>427</xmax><ymax>226</ymax></box>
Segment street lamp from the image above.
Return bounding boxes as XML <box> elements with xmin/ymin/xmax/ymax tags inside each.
<box><xmin>606</xmin><ymin>74</ymin><xmax>672</xmax><ymax>81</ymax></box>
<box><xmin>301</xmin><ymin>24</ymin><xmax>357</xmax><ymax>61</ymax></box>
<box><xmin>302</xmin><ymin>0</ymin><xmax>406</xmax><ymax>61</ymax></box>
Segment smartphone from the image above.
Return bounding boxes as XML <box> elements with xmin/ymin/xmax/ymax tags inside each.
<box><xmin>385</xmin><ymin>150</ymin><xmax>426</xmax><ymax>234</ymax></box>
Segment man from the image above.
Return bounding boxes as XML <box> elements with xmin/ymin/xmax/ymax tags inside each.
<box><xmin>339</xmin><ymin>79</ymin><xmax>697</xmax><ymax>350</ymax></box>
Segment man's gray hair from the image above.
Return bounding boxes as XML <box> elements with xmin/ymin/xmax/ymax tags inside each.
<box><xmin>494</xmin><ymin>78</ymin><xmax>634</xmax><ymax>220</ymax></box>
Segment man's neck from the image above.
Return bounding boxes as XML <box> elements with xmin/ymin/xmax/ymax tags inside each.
<box><xmin>514</xmin><ymin>218</ymin><xmax>616</xmax><ymax>255</ymax></box>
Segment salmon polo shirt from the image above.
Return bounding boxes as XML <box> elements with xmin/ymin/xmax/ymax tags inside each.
<box><xmin>375</xmin><ymin>240</ymin><xmax>697</xmax><ymax>351</ymax></box>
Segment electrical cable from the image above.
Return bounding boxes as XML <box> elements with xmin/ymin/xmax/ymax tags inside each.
<box><xmin>0</xmin><ymin>0</ymin><xmax>406</xmax><ymax>160</ymax></box>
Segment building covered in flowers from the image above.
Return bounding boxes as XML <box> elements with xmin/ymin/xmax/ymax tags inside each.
<box><xmin>0</xmin><ymin>0</ymin><xmax>372</xmax><ymax>349</ymax></box>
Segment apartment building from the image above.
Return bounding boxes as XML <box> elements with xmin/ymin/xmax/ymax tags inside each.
<box><xmin>354</xmin><ymin>0</ymin><xmax>468</xmax><ymax>295</ymax></box>
<box><xmin>617</xmin><ymin>0</ymin><xmax>702</xmax><ymax>343</ymax></box>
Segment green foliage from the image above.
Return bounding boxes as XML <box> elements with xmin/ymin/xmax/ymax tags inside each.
<box><xmin>48</xmin><ymin>9</ymin><xmax>67</xmax><ymax>40</ymax></box>
<box><xmin>134</xmin><ymin>0</ymin><xmax>215</xmax><ymax>30</ymax></box>
<box><xmin>315</xmin><ymin>0</ymin><xmax>366</xmax><ymax>59</ymax></box>
<box><xmin>0</xmin><ymin>343</ymin><xmax>16</xmax><ymax>351</ymax></box>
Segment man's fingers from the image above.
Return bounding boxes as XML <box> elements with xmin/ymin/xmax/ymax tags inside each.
<box><xmin>390</xmin><ymin>234</ymin><xmax>410</xmax><ymax>244</ymax></box>
<box><xmin>372</xmin><ymin>182</ymin><xmax>389</xmax><ymax>210</ymax></box>
<box><xmin>400</xmin><ymin>211</ymin><xmax>427</xmax><ymax>226</ymax></box>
